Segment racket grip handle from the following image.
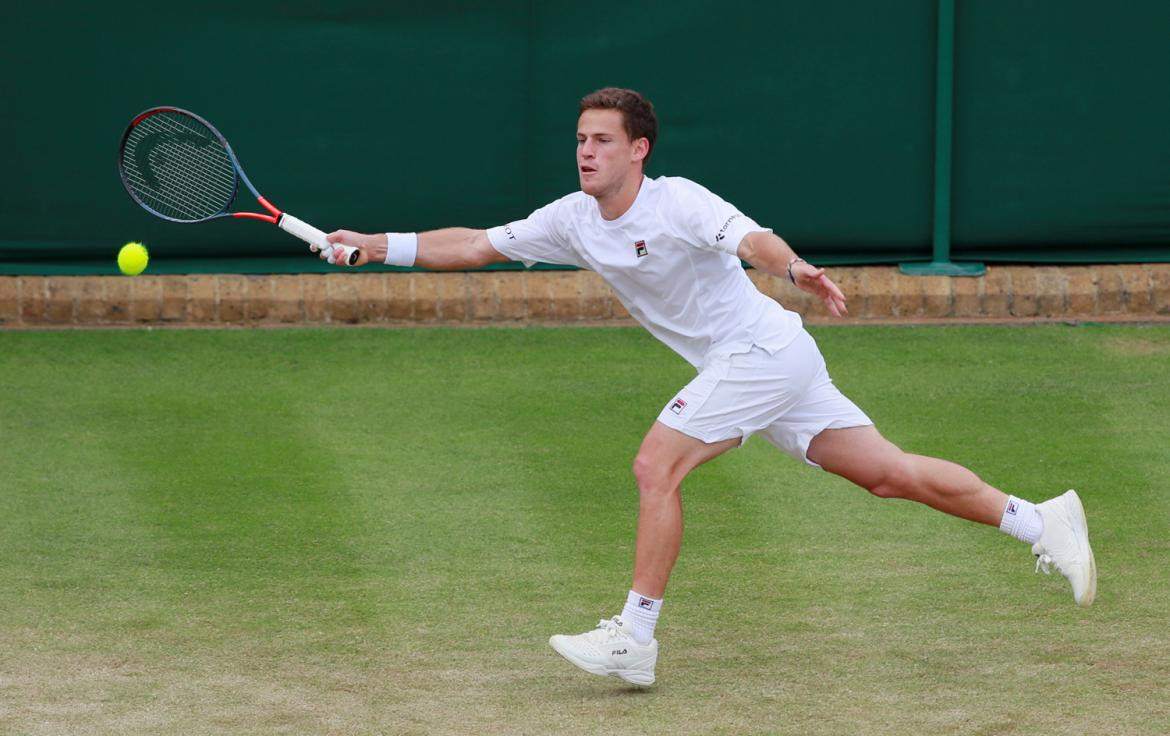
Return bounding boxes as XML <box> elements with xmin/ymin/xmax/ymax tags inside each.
<box><xmin>278</xmin><ymin>213</ymin><xmax>360</xmax><ymax>266</ymax></box>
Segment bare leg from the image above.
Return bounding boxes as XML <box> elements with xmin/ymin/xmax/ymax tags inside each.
<box><xmin>630</xmin><ymin>423</ymin><xmax>741</xmax><ymax>597</ymax></box>
<box><xmin>807</xmin><ymin>425</ymin><xmax>1008</xmax><ymax>525</ymax></box>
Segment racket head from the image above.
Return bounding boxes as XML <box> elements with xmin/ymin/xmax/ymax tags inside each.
<box><xmin>118</xmin><ymin>107</ymin><xmax>241</xmax><ymax>223</ymax></box>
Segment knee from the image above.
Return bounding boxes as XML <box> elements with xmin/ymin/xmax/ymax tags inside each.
<box><xmin>866</xmin><ymin>453</ymin><xmax>918</xmax><ymax>500</ymax></box>
<box><xmin>632</xmin><ymin>452</ymin><xmax>675</xmax><ymax>498</ymax></box>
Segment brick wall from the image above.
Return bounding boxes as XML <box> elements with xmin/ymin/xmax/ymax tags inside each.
<box><xmin>2</xmin><ymin>265</ymin><xmax>1169</xmax><ymax>327</ymax></box>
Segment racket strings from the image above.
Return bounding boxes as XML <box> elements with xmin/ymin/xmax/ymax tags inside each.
<box><xmin>132</xmin><ymin>129</ymin><xmax>231</xmax><ymax>205</ymax></box>
<box><xmin>123</xmin><ymin>137</ymin><xmax>231</xmax><ymax>219</ymax></box>
<box><xmin>127</xmin><ymin>114</ymin><xmax>235</xmax><ymax>212</ymax></box>
<box><xmin>121</xmin><ymin>111</ymin><xmax>237</xmax><ymax>222</ymax></box>
<box><xmin>122</xmin><ymin>143</ymin><xmax>223</xmax><ymax>221</ymax></box>
<box><xmin>123</xmin><ymin>114</ymin><xmax>233</xmax><ymax>218</ymax></box>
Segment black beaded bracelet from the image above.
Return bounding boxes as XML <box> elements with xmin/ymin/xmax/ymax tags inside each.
<box><xmin>787</xmin><ymin>257</ymin><xmax>806</xmax><ymax>284</ymax></box>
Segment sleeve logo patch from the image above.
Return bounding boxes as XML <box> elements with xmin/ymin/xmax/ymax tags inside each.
<box><xmin>715</xmin><ymin>214</ymin><xmax>741</xmax><ymax>242</ymax></box>
<box><xmin>669</xmin><ymin>398</ymin><xmax>687</xmax><ymax>414</ymax></box>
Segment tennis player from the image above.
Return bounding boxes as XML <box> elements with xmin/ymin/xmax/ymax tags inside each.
<box><xmin>323</xmin><ymin>87</ymin><xmax>1096</xmax><ymax>686</ymax></box>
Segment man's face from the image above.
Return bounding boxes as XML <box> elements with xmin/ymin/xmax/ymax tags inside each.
<box><xmin>576</xmin><ymin>109</ymin><xmax>647</xmax><ymax>198</ymax></box>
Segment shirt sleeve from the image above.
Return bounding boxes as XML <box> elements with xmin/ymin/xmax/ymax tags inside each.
<box><xmin>669</xmin><ymin>178</ymin><xmax>772</xmax><ymax>256</ymax></box>
<box><xmin>486</xmin><ymin>198</ymin><xmax>587</xmax><ymax>269</ymax></box>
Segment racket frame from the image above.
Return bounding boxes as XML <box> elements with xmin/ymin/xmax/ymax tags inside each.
<box><xmin>118</xmin><ymin>106</ymin><xmax>357</xmax><ymax>264</ymax></box>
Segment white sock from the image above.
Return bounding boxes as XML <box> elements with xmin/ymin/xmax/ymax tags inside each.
<box><xmin>620</xmin><ymin>590</ymin><xmax>662</xmax><ymax>645</ymax></box>
<box><xmin>999</xmin><ymin>495</ymin><xmax>1044</xmax><ymax>544</ymax></box>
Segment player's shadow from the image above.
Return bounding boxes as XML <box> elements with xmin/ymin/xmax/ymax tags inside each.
<box><xmin>564</xmin><ymin>681</ymin><xmax>657</xmax><ymax>698</ymax></box>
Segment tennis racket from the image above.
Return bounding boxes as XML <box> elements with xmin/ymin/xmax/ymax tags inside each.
<box><xmin>117</xmin><ymin>106</ymin><xmax>358</xmax><ymax>265</ymax></box>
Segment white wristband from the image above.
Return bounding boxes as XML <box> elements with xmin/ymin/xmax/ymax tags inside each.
<box><xmin>384</xmin><ymin>232</ymin><xmax>418</xmax><ymax>267</ymax></box>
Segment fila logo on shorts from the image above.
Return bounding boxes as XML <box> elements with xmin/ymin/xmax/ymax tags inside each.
<box><xmin>669</xmin><ymin>398</ymin><xmax>686</xmax><ymax>414</ymax></box>
<box><xmin>634</xmin><ymin>240</ymin><xmax>648</xmax><ymax>258</ymax></box>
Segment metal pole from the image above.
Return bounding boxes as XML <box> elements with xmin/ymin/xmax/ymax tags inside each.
<box><xmin>933</xmin><ymin>0</ymin><xmax>955</xmax><ymax>262</ymax></box>
<box><xmin>901</xmin><ymin>0</ymin><xmax>984</xmax><ymax>276</ymax></box>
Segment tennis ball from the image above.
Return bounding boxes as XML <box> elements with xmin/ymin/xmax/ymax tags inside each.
<box><xmin>117</xmin><ymin>242</ymin><xmax>149</xmax><ymax>276</ymax></box>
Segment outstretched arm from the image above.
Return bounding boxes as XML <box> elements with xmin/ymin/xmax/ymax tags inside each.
<box><xmin>736</xmin><ymin>231</ymin><xmax>847</xmax><ymax>317</ymax></box>
<box><xmin>323</xmin><ymin>228</ymin><xmax>510</xmax><ymax>270</ymax></box>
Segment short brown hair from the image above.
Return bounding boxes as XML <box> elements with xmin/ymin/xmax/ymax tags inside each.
<box><xmin>579</xmin><ymin>87</ymin><xmax>658</xmax><ymax>164</ymax></box>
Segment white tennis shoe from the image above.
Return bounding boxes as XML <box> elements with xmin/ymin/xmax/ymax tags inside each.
<box><xmin>549</xmin><ymin>616</ymin><xmax>657</xmax><ymax>686</ymax></box>
<box><xmin>1032</xmin><ymin>489</ymin><xmax>1097</xmax><ymax>607</ymax></box>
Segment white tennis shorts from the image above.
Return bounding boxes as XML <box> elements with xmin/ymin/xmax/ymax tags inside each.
<box><xmin>656</xmin><ymin>329</ymin><xmax>872</xmax><ymax>466</ymax></box>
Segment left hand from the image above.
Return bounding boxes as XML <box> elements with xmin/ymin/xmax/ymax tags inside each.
<box><xmin>791</xmin><ymin>261</ymin><xmax>848</xmax><ymax>317</ymax></box>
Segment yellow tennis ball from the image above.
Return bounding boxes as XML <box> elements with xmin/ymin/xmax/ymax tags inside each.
<box><xmin>117</xmin><ymin>242</ymin><xmax>149</xmax><ymax>276</ymax></box>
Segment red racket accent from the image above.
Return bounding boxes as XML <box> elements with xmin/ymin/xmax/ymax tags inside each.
<box><xmin>129</xmin><ymin>107</ymin><xmax>180</xmax><ymax>127</ymax></box>
<box><xmin>231</xmin><ymin>196</ymin><xmax>283</xmax><ymax>223</ymax></box>
<box><xmin>229</xmin><ymin>210</ymin><xmax>274</xmax><ymax>222</ymax></box>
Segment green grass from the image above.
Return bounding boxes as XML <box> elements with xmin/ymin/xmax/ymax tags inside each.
<box><xmin>1</xmin><ymin>324</ymin><xmax>1168</xmax><ymax>735</ymax></box>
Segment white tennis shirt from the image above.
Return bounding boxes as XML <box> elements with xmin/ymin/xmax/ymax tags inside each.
<box><xmin>486</xmin><ymin>175</ymin><xmax>803</xmax><ymax>368</ymax></box>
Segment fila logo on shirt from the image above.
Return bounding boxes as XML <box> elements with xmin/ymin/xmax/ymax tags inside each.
<box><xmin>669</xmin><ymin>398</ymin><xmax>687</xmax><ymax>414</ymax></box>
<box><xmin>634</xmin><ymin>240</ymin><xmax>648</xmax><ymax>258</ymax></box>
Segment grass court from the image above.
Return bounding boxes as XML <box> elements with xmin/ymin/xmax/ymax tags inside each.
<box><xmin>1</xmin><ymin>324</ymin><xmax>1167</xmax><ymax>735</ymax></box>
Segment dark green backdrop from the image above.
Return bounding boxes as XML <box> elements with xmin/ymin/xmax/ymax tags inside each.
<box><xmin>2</xmin><ymin>1</ymin><xmax>1167</xmax><ymax>274</ymax></box>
